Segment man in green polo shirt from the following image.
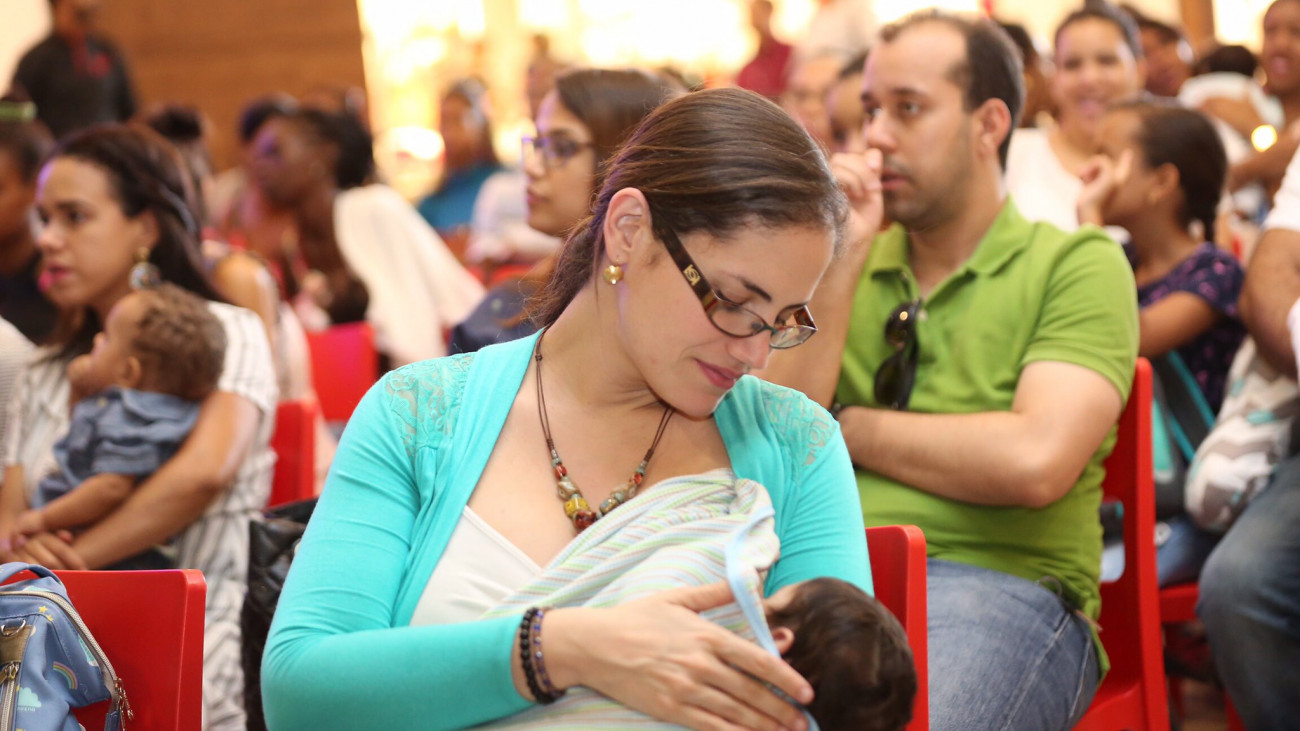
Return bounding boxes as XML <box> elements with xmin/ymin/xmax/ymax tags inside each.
<box><xmin>765</xmin><ymin>11</ymin><xmax>1138</xmax><ymax>731</ymax></box>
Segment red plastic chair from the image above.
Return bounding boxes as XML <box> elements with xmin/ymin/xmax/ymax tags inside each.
<box><xmin>1159</xmin><ymin>582</ymin><xmax>1246</xmax><ymax>731</ymax></box>
<box><xmin>58</xmin><ymin>569</ymin><xmax>206</xmax><ymax>730</ymax></box>
<box><xmin>866</xmin><ymin>524</ymin><xmax>929</xmax><ymax>731</ymax></box>
<box><xmin>1074</xmin><ymin>358</ymin><xmax>1170</xmax><ymax>731</ymax></box>
<box><xmin>305</xmin><ymin>322</ymin><xmax>379</xmax><ymax>423</ymax></box>
<box><xmin>269</xmin><ymin>399</ymin><xmax>319</xmax><ymax>508</ymax></box>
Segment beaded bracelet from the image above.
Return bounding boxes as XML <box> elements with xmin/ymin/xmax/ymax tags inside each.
<box><xmin>518</xmin><ymin>607</ymin><xmax>564</xmax><ymax>704</ymax></box>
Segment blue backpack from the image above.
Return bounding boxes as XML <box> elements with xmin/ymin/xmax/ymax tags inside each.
<box><xmin>0</xmin><ymin>563</ymin><xmax>127</xmax><ymax>731</ymax></box>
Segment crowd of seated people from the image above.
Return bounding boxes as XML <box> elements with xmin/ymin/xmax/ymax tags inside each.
<box><xmin>5</xmin><ymin>1</ymin><xmax>1300</xmax><ymax>730</ymax></box>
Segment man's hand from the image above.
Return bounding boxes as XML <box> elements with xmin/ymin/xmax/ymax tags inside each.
<box><xmin>829</xmin><ymin>148</ymin><xmax>884</xmax><ymax>263</ymax></box>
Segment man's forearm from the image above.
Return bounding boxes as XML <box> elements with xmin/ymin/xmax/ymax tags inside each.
<box><xmin>840</xmin><ymin>407</ymin><xmax>1067</xmax><ymax>507</ymax></box>
<box><xmin>1230</xmin><ymin>137</ymin><xmax>1300</xmax><ymax>192</ymax></box>
<box><xmin>838</xmin><ymin>362</ymin><xmax>1123</xmax><ymax>509</ymax></box>
<box><xmin>1241</xmin><ymin>230</ymin><xmax>1300</xmax><ymax>376</ymax></box>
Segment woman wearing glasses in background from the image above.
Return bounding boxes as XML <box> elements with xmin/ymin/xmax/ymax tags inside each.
<box><xmin>262</xmin><ymin>88</ymin><xmax>871</xmax><ymax>731</ymax></box>
<box><xmin>448</xmin><ymin>67</ymin><xmax>681</xmax><ymax>354</ymax></box>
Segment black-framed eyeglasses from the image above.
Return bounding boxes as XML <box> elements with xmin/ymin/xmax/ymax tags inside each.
<box><xmin>521</xmin><ymin>134</ymin><xmax>595</xmax><ymax>170</ymax></box>
<box><xmin>657</xmin><ymin>225</ymin><xmax>817</xmax><ymax>350</ymax></box>
<box><xmin>874</xmin><ymin>299</ymin><xmax>921</xmax><ymax>410</ymax></box>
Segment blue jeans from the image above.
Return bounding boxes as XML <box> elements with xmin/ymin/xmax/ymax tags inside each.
<box><xmin>928</xmin><ymin>559</ymin><xmax>1099</xmax><ymax>731</ymax></box>
<box><xmin>1199</xmin><ymin>452</ymin><xmax>1300</xmax><ymax>730</ymax></box>
<box><xmin>1155</xmin><ymin>516</ymin><xmax>1220</xmax><ymax>587</ymax></box>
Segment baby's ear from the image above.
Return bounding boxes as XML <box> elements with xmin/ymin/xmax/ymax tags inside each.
<box><xmin>772</xmin><ymin>626</ymin><xmax>796</xmax><ymax>655</ymax></box>
<box><xmin>117</xmin><ymin>355</ymin><xmax>144</xmax><ymax>390</ymax></box>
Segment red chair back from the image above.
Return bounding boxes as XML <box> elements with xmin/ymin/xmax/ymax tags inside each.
<box><xmin>269</xmin><ymin>399</ymin><xmax>319</xmax><ymax>508</ymax></box>
<box><xmin>866</xmin><ymin>524</ymin><xmax>929</xmax><ymax>731</ymax></box>
<box><xmin>305</xmin><ymin>322</ymin><xmax>379</xmax><ymax>423</ymax></box>
<box><xmin>1074</xmin><ymin>358</ymin><xmax>1169</xmax><ymax>730</ymax></box>
<box><xmin>59</xmin><ymin>569</ymin><xmax>206</xmax><ymax>730</ymax></box>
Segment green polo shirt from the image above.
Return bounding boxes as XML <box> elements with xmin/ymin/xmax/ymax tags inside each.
<box><xmin>836</xmin><ymin>199</ymin><xmax>1138</xmax><ymax>668</ymax></box>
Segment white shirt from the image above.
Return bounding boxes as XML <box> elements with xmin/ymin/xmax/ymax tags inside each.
<box><xmin>1266</xmin><ymin>147</ymin><xmax>1300</xmax><ymax>234</ymax></box>
<box><xmin>1006</xmin><ymin>128</ymin><xmax>1084</xmax><ymax>232</ymax></box>
<box><xmin>0</xmin><ymin>319</ymin><xmax>32</xmax><ymax>453</ymax></box>
<box><xmin>334</xmin><ymin>184</ymin><xmax>486</xmax><ymax>366</ymax></box>
<box><xmin>409</xmin><ymin>507</ymin><xmax>541</xmax><ymax>626</ymax></box>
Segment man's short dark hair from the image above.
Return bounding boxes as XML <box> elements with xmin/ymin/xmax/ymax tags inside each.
<box><xmin>879</xmin><ymin>11</ymin><xmax>1025</xmax><ymax>168</ymax></box>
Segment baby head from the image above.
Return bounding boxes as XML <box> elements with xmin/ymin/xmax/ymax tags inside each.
<box><xmin>765</xmin><ymin>578</ymin><xmax>917</xmax><ymax>731</ymax></box>
<box><xmin>69</xmin><ymin>283</ymin><xmax>226</xmax><ymax>401</ymax></box>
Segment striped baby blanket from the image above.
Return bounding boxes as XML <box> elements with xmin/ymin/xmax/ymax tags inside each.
<box><xmin>480</xmin><ymin>468</ymin><xmax>779</xmax><ymax>729</ymax></box>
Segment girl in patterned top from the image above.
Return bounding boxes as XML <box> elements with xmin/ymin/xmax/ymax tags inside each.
<box><xmin>1078</xmin><ymin>99</ymin><xmax>1247</xmax><ymax>588</ymax></box>
<box><xmin>1077</xmin><ymin>100</ymin><xmax>1245</xmax><ymax>411</ymax></box>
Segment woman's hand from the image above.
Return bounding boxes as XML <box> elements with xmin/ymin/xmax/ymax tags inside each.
<box><xmin>1076</xmin><ymin>149</ymin><xmax>1132</xmax><ymax>227</ymax></box>
<box><xmin>544</xmin><ymin>583</ymin><xmax>813</xmax><ymax>731</ymax></box>
<box><xmin>7</xmin><ymin>531</ymin><xmax>86</xmax><ymax>570</ymax></box>
<box><xmin>830</xmin><ymin>148</ymin><xmax>884</xmax><ymax>266</ymax></box>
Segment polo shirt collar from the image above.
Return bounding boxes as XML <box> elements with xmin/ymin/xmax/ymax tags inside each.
<box><xmin>865</xmin><ymin>197</ymin><xmax>1034</xmax><ymax>279</ymax></box>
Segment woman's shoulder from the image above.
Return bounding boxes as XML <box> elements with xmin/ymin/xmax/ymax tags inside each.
<box><xmin>206</xmin><ymin>299</ymin><xmax>266</xmax><ymax>330</ymax></box>
<box><xmin>206</xmin><ymin>300</ymin><xmax>274</xmax><ymax>362</ymax></box>
<box><xmin>725</xmin><ymin>377</ymin><xmax>838</xmax><ymax>463</ymax></box>
<box><xmin>374</xmin><ymin>352</ymin><xmax>479</xmax><ymax>453</ymax></box>
<box><xmin>205</xmin><ymin>300</ymin><xmax>278</xmax><ymax>407</ymax></box>
<box><xmin>384</xmin><ymin>353</ymin><xmax>477</xmax><ymax>397</ymax></box>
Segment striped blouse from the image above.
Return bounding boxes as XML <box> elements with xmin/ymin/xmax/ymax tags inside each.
<box><xmin>2</xmin><ymin>301</ymin><xmax>277</xmax><ymax>731</ymax></box>
<box><xmin>0</xmin><ymin>319</ymin><xmax>32</xmax><ymax>453</ymax></box>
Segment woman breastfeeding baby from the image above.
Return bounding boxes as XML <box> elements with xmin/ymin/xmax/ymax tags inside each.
<box><xmin>263</xmin><ymin>88</ymin><xmax>913</xmax><ymax>731</ymax></box>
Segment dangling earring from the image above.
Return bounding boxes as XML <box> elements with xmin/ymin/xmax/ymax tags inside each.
<box><xmin>129</xmin><ymin>247</ymin><xmax>161</xmax><ymax>290</ymax></box>
<box><xmin>602</xmin><ymin>264</ymin><xmax>624</xmax><ymax>285</ymax></box>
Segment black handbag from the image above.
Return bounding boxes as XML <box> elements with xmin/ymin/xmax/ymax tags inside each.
<box><xmin>242</xmin><ymin>498</ymin><xmax>316</xmax><ymax>731</ymax></box>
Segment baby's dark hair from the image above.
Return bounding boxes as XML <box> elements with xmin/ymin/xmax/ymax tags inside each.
<box><xmin>767</xmin><ymin>578</ymin><xmax>916</xmax><ymax>731</ymax></box>
<box><xmin>130</xmin><ymin>284</ymin><xmax>226</xmax><ymax>401</ymax></box>
<box><xmin>1196</xmin><ymin>45</ymin><xmax>1258</xmax><ymax>77</ymax></box>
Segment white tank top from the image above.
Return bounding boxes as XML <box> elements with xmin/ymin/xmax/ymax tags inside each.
<box><xmin>408</xmin><ymin>507</ymin><xmax>542</xmax><ymax>626</ymax></box>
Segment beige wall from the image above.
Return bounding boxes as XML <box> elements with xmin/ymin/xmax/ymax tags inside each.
<box><xmin>1</xmin><ymin>0</ymin><xmax>52</xmax><ymax>92</ymax></box>
<box><xmin>96</xmin><ymin>0</ymin><xmax>367</xmax><ymax>171</ymax></box>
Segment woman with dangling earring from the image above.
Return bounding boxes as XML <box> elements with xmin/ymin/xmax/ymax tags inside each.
<box><xmin>265</xmin><ymin>88</ymin><xmax>872</xmax><ymax>731</ymax></box>
<box><xmin>0</xmin><ymin>124</ymin><xmax>278</xmax><ymax>731</ymax></box>
<box><xmin>450</xmin><ymin>67</ymin><xmax>685</xmax><ymax>354</ymax></box>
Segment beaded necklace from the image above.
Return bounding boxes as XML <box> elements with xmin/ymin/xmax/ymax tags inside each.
<box><xmin>533</xmin><ymin>330</ymin><xmax>674</xmax><ymax>532</ymax></box>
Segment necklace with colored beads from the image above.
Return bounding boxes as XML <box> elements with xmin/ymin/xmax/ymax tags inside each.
<box><xmin>534</xmin><ymin>331</ymin><xmax>675</xmax><ymax>532</ymax></box>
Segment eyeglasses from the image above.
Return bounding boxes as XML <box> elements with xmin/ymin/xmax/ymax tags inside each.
<box><xmin>657</xmin><ymin>224</ymin><xmax>817</xmax><ymax>350</ymax></box>
<box><xmin>873</xmin><ymin>299</ymin><xmax>921</xmax><ymax>410</ymax></box>
<box><xmin>520</xmin><ymin>134</ymin><xmax>595</xmax><ymax>170</ymax></box>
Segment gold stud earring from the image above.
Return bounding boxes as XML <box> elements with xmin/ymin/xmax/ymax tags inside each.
<box><xmin>603</xmin><ymin>264</ymin><xmax>623</xmax><ymax>285</ymax></box>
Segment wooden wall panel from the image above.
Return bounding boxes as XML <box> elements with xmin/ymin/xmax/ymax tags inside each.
<box><xmin>97</xmin><ymin>0</ymin><xmax>367</xmax><ymax>171</ymax></box>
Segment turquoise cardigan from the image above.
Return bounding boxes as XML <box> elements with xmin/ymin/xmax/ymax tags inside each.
<box><xmin>262</xmin><ymin>332</ymin><xmax>870</xmax><ymax>730</ymax></box>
